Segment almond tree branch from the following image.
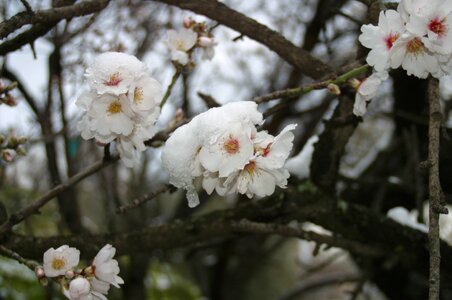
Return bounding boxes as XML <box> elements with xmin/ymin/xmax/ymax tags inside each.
<box><xmin>151</xmin><ymin>0</ymin><xmax>333</xmax><ymax>79</ymax></box>
<box><xmin>255</xmin><ymin>64</ymin><xmax>369</xmax><ymax>104</ymax></box>
<box><xmin>0</xmin><ymin>0</ymin><xmax>109</xmax><ymax>39</ymax></box>
<box><xmin>427</xmin><ymin>77</ymin><xmax>448</xmax><ymax>300</ymax></box>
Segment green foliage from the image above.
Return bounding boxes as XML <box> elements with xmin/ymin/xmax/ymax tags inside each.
<box><xmin>0</xmin><ymin>258</ymin><xmax>46</xmax><ymax>300</ymax></box>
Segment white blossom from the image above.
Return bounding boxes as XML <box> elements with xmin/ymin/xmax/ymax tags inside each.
<box><xmin>198</xmin><ymin>122</ymin><xmax>255</xmax><ymax>177</ymax></box>
<box><xmin>353</xmin><ymin>71</ymin><xmax>388</xmax><ymax>117</ymax></box>
<box><xmin>85</xmin><ymin>52</ymin><xmax>146</xmax><ymax>95</ymax></box>
<box><xmin>43</xmin><ymin>245</ymin><xmax>80</xmax><ymax>277</ymax></box>
<box><xmin>92</xmin><ymin>244</ymin><xmax>124</xmax><ymax>288</ymax></box>
<box><xmin>405</xmin><ymin>0</ymin><xmax>452</xmax><ymax>55</ymax></box>
<box><xmin>390</xmin><ymin>33</ymin><xmax>442</xmax><ymax>78</ymax></box>
<box><xmin>359</xmin><ymin>10</ymin><xmax>405</xmax><ymax>72</ymax></box>
<box><xmin>166</xmin><ymin>28</ymin><xmax>198</xmax><ymax>65</ymax></box>
<box><xmin>76</xmin><ymin>52</ymin><xmax>162</xmax><ymax>167</ymax></box>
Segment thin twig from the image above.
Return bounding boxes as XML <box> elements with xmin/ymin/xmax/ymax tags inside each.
<box><xmin>0</xmin><ymin>157</ymin><xmax>118</xmax><ymax>237</ymax></box>
<box><xmin>229</xmin><ymin>219</ymin><xmax>384</xmax><ymax>257</ymax></box>
<box><xmin>254</xmin><ymin>64</ymin><xmax>369</xmax><ymax>104</ymax></box>
<box><xmin>18</xmin><ymin>0</ymin><xmax>33</xmax><ymax>13</ymax></box>
<box><xmin>117</xmin><ymin>185</ymin><xmax>173</xmax><ymax>214</ymax></box>
<box><xmin>160</xmin><ymin>68</ymin><xmax>182</xmax><ymax>108</ymax></box>
<box><xmin>0</xmin><ymin>245</ymin><xmax>38</xmax><ymax>270</ymax></box>
<box><xmin>427</xmin><ymin>77</ymin><xmax>448</xmax><ymax>300</ymax></box>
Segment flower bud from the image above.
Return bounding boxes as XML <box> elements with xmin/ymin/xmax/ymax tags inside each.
<box><xmin>15</xmin><ymin>146</ymin><xmax>27</xmax><ymax>156</ymax></box>
<box><xmin>198</xmin><ymin>36</ymin><xmax>215</xmax><ymax>48</ymax></box>
<box><xmin>17</xmin><ymin>136</ymin><xmax>28</xmax><ymax>144</ymax></box>
<box><xmin>35</xmin><ymin>266</ymin><xmax>46</xmax><ymax>279</ymax></box>
<box><xmin>65</xmin><ymin>270</ymin><xmax>75</xmax><ymax>279</ymax></box>
<box><xmin>327</xmin><ymin>83</ymin><xmax>341</xmax><ymax>95</ymax></box>
<box><xmin>349</xmin><ymin>78</ymin><xmax>362</xmax><ymax>90</ymax></box>
<box><xmin>2</xmin><ymin>149</ymin><xmax>15</xmax><ymax>162</ymax></box>
<box><xmin>0</xmin><ymin>134</ymin><xmax>5</xmax><ymax>145</ymax></box>
<box><xmin>68</xmin><ymin>277</ymin><xmax>91</xmax><ymax>299</ymax></box>
<box><xmin>7</xmin><ymin>136</ymin><xmax>18</xmax><ymax>148</ymax></box>
<box><xmin>3</xmin><ymin>95</ymin><xmax>17</xmax><ymax>106</ymax></box>
<box><xmin>183</xmin><ymin>17</ymin><xmax>195</xmax><ymax>28</ymax></box>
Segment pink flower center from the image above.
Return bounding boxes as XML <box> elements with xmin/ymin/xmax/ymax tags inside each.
<box><xmin>223</xmin><ymin>137</ymin><xmax>240</xmax><ymax>154</ymax></box>
<box><xmin>384</xmin><ymin>32</ymin><xmax>400</xmax><ymax>50</ymax></box>
<box><xmin>105</xmin><ymin>72</ymin><xmax>122</xmax><ymax>86</ymax></box>
<box><xmin>429</xmin><ymin>17</ymin><xmax>447</xmax><ymax>37</ymax></box>
<box><xmin>263</xmin><ymin>143</ymin><xmax>272</xmax><ymax>157</ymax></box>
<box><xmin>406</xmin><ymin>37</ymin><xmax>424</xmax><ymax>54</ymax></box>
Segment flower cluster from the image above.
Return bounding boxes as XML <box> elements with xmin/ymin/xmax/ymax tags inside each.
<box><xmin>0</xmin><ymin>133</ymin><xmax>27</xmax><ymax>163</ymax></box>
<box><xmin>166</xmin><ymin>18</ymin><xmax>216</xmax><ymax>66</ymax></box>
<box><xmin>162</xmin><ymin>101</ymin><xmax>296</xmax><ymax>208</ymax></box>
<box><xmin>355</xmin><ymin>0</ymin><xmax>452</xmax><ymax>116</ymax></box>
<box><xmin>76</xmin><ymin>52</ymin><xmax>162</xmax><ymax>167</ymax></box>
<box><xmin>37</xmin><ymin>244</ymin><xmax>123</xmax><ymax>300</ymax></box>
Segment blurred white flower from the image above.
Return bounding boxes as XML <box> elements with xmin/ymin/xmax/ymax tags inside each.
<box><xmin>387</xmin><ymin>207</ymin><xmax>428</xmax><ymax>232</ymax></box>
<box><xmin>166</xmin><ymin>28</ymin><xmax>198</xmax><ymax>65</ymax></box>
<box><xmin>43</xmin><ymin>245</ymin><xmax>80</xmax><ymax>277</ymax></box>
<box><xmin>359</xmin><ymin>10</ymin><xmax>405</xmax><ymax>72</ymax></box>
<box><xmin>285</xmin><ymin>135</ymin><xmax>319</xmax><ymax>179</ymax></box>
<box><xmin>353</xmin><ymin>71</ymin><xmax>388</xmax><ymax>117</ymax></box>
<box><xmin>92</xmin><ymin>244</ymin><xmax>124</xmax><ymax>288</ymax></box>
<box><xmin>198</xmin><ymin>36</ymin><xmax>216</xmax><ymax>60</ymax></box>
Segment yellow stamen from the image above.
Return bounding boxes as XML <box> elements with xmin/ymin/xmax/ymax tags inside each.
<box><xmin>107</xmin><ymin>100</ymin><xmax>122</xmax><ymax>115</ymax></box>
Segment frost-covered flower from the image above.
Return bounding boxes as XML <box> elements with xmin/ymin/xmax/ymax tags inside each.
<box><xmin>359</xmin><ymin>10</ymin><xmax>405</xmax><ymax>72</ymax></box>
<box><xmin>353</xmin><ymin>71</ymin><xmax>388</xmax><ymax>117</ymax></box>
<box><xmin>198</xmin><ymin>122</ymin><xmax>255</xmax><ymax>177</ymax></box>
<box><xmin>162</xmin><ymin>101</ymin><xmax>264</xmax><ymax>207</ymax></box>
<box><xmin>92</xmin><ymin>244</ymin><xmax>123</xmax><ymax>288</ymax></box>
<box><xmin>85</xmin><ymin>52</ymin><xmax>146</xmax><ymax>95</ymax></box>
<box><xmin>162</xmin><ymin>102</ymin><xmax>296</xmax><ymax>206</ymax></box>
<box><xmin>76</xmin><ymin>52</ymin><xmax>162</xmax><ymax>167</ymax></box>
<box><xmin>405</xmin><ymin>0</ymin><xmax>452</xmax><ymax>55</ymax></box>
<box><xmin>43</xmin><ymin>245</ymin><xmax>80</xmax><ymax>277</ymax></box>
<box><xmin>64</xmin><ymin>277</ymin><xmax>92</xmax><ymax>300</ymax></box>
<box><xmin>166</xmin><ymin>28</ymin><xmax>198</xmax><ymax>65</ymax></box>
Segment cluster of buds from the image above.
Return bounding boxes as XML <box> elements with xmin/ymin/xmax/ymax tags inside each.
<box><xmin>35</xmin><ymin>244</ymin><xmax>123</xmax><ymax>300</ymax></box>
<box><xmin>166</xmin><ymin>18</ymin><xmax>216</xmax><ymax>68</ymax></box>
<box><xmin>0</xmin><ymin>80</ymin><xmax>18</xmax><ymax>106</ymax></box>
<box><xmin>0</xmin><ymin>133</ymin><xmax>27</xmax><ymax>163</ymax></box>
